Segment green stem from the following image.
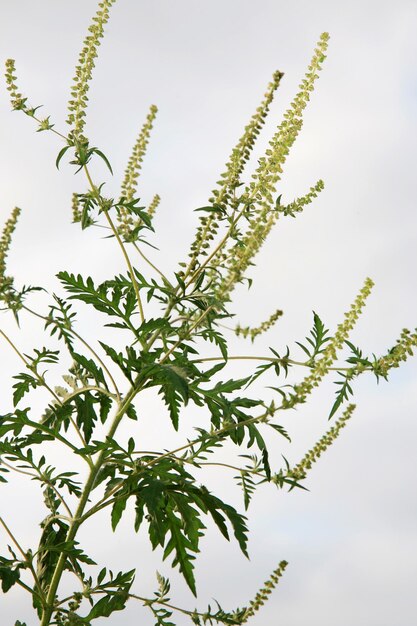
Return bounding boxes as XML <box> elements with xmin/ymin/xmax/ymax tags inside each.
<box><xmin>132</xmin><ymin>241</ymin><xmax>173</xmax><ymax>288</ymax></box>
<box><xmin>159</xmin><ymin>305</ymin><xmax>215</xmax><ymax>364</ymax></box>
<box><xmin>38</xmin><ymin>379</ymin><xmax>142</xmax><ymax>626</ymax></box>
<box><xmin>191</xmin><ymin>354</ymin><xmax>369</xmax><ymax>373</ymax></box>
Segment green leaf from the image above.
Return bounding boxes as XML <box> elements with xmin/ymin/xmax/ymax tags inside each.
<box><xmin>92</xmin><ymin>147</ymin><xmax>113</xmax><ymax>175</ymax></box>
<box><xmin>0</xmin><ymin>557</ymin><xmax>20</xmax><ymax>592</ymax></box>
<box><xmin>55</xmin><ymin>144</ymin><xmax>71</xmax><ymax>169</ymax></box>
<box><xmin>296</xmin><ymin>311</ymin><xmax>331</xmax><ymax>362</ymax></box>
<box><xmin>194</xmin><ymin>204</ymin><xmax>225</xmax><ymax>213</ymax></box>
<box><xmin>74</xmin><ymin>392</ymin><xmax>98</xmax><ymax>442</ymax></box>
<box><xmin>329</xmin><ymin>372</ymin><xmax>354</xmax><ymax>419</ymax></box>
<box><xmin>148</xmin><ymin>364</ymin><xmax>189</xmax><ymax>430</ymax></box>
<box><xmin>12</xmin><ymin>373</ymin><xmax>40</xmax><ymax>406</ymax></box>
<box><xmin>211</xmin><ymin>377</ymin><xmax>251</xmax><ymax>394</ymax></box>
<box><xmin>85</xmin><ymin>591</ymin><xmax>129</xmax><ymax>619</ymax></box>
<box><xmin>99</xmin><ymin>394</ymin><xmax>112</xmax><ymax>423</ymax></box>
<box><xmin>99</xmin><ymin>341</ymin><xmax>133</xmax><ymax>383</ymax></box>
<box><xmin>163</xmin><ymin>509</ymin><xmax>197</xmax><ymax>596</ymax></box>
<box><xmin>72</xmin><ymin>351</ymin><xmax>106</xmax><ymax>386</ymax></box>
<box><xmin>111</xmin><ymin>496</ymin><xmax>128</xmax><ymax>531</ymax></box>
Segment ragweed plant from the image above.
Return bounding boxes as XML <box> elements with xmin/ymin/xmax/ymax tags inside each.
<box><xmin>1</xmin><ymin>3</ymin><xmax>416</xmax><ymax>626</ymax></box>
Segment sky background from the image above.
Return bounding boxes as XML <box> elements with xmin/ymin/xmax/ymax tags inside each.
<box><xmin>0</xmin><ymin>0</ymin><xmax>416</xmax><ymax>624</ymax></box>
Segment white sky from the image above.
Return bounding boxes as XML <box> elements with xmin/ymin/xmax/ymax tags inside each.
<box><xmin>0</xmin><ymin>1</ymin><xmax>416</xmax><ymax>625</ymax></box>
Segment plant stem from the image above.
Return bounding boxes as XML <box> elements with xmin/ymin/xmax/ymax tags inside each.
<box><xmin>191</xmin><ymin>354</ymin><xmax>369</xmax><ymax>373</ymax></box>
<box><xmin>132</xmin><ymin>241</ymin><xmax>173</xmax><ymax>288</ymax></box>
<box><xmin>38</xmin><ymin>379</ymin><xmax>142</xmax><ymax>626</ymax></box>
<box><xmin>0</xmin><ymin>517</ymin><xmax>46</xmax><ymax>601</ymax></box>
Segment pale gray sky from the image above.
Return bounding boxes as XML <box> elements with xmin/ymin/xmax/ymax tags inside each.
<box><xmin>0</xmin><ymin>1</ymin><xmax>416</xmax><ymax>625</ymax></box>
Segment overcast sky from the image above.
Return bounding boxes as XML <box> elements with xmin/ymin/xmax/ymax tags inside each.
<box><xmin>0</xmin><ymin>1</ymin><xmax>416</xmax><ymax>625</ymax></box>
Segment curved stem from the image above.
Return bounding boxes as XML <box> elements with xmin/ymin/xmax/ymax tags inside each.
<box><xmin>0</xmin><ymin>516</ymin><xmax>46</xmax><ymax>602</ymax></box>
<box><xmin>129</xmin><ymin>592</ymin><xmax>209</xmax><ymax>619</ymax></box>
<box><xmin>132</xmin><ymin>241</ymin><xmax>173</xmax><ymax>288</ymax></box>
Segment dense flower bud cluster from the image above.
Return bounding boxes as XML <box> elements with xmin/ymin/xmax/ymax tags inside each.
<box><xmin>281</xmin><ymin>179</ymin><xmax>325</xmax><ymax>217</ymax></box>
<box><xmin>187</xmin><ymin>71</ymin><xmax>284</xmax><ymax>275</ymax></box>
<box><xmin>235</xmin><ymin>307</ymin><xmax>283</xmax><ymax>341</ymax></box>
<box><xmin>116</xmin><ymin>105</ymin><xmax>158</xmax><ymax>240</ymax></box>
<box><xmin>289</xmin><ymin>404</ymin><xmax>355</xmax><ymax>481</ymax></box>
<box><xmin>211</xmin><ymin>34</ymin><xmax>329</xmax><ymax>303</ymax></box>
<box><xmin>147</xmin><ymin>194</ymin><xmax>161</xmax><ymax>221</ymax></box>
<box><xmin>0</xmin><ymin>207</ymin><xmax>21</xmax><ymax>311</ymax></box>
<box><xmin>120</xmin><ymin>105</ymin><xmax>158</xmax><ymax>203</ymax></box>
<box><xmin>67</xmin><ymin>0</ymin><xmax>117</xmax><ymax>137</ymax></box>
<box><xmin>4</xmin><ymin>59</ymin><xmax>27</xmax><ymax>111</ymax></box>
<box><xmin>373</xmin><ymin>328</ymin><xmax>417</xmax><ymax>378</ymax></box>
<box><xmin>242</xmin><ymin>560</ymin><xmax>288</xmax><ymax>622</ymax></box>
<box><xmin>293</xmin><ymin>277</ymin><xmax>374</xmax><ymax>403</ymax></box>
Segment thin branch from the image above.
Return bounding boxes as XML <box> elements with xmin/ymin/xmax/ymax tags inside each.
<box><xmin>0</xmin><ymin>517</ymin><xmax>28</xmax><ymax>560</ymax></box>
<box><xmin>83</xmin><ymin>163</ymin><xmax>145</xmax><ymax>324</ymax></box>
<box><xmin>80</xmin><ymin>405</ymin><xmax>275</xmax><ymax>522</ymax></box>
<box><xmin>0</xmin><ymin>327</ymin><xmax>90</xmax><ymax>452</ymax></box>
<box><xmin>132</xmin><ymin>241</ymin><xmax>173</xmax><ymax>288</ymax></box>
<box><xmin>191</xmin><ymin>354</ymin><xmax>371</xmax><ymax>373</ymax></box>
<box><xmin>0</xmin><ymin>516</ymin><xmax>46</xmax><ymax>601</ymax></box>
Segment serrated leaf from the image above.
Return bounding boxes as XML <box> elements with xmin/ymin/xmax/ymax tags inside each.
<box><xmin>111</xmin><ymin>496</ymin><xmax>128</xmax><ymax>531</ymax></box>
<box><xmin>0</xmin><ymin>558</ymin><xmax>20</xmax><ymax>592</ymax></box>
<box><xmin>85</xmin><ymin>592</ymin><xmax>128</xmax><ymax>619</ymax></box>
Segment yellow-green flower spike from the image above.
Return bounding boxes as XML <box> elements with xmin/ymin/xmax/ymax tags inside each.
<box><xmin>67</xmin><ymin>0</ymin><xmax>117</xmax><ymax>137</ymax></box>
<box><xmin>374</xmin><ymin>328</ymin><xmax>417</xmax><ymax>378</ymax></box>
<box><xmin>147</xmin><ymin>194</ymin><xmax>161</xmax><ymax>221</ymax></box>
<box><xmin>211</xmin><ymin>69</ymin><xmax>284</xmax><ymax>211</ymax></box>
<box><xmin>5</xmin><ymin>59</ymin><xmax>27</xmax><ymax>111</ymax></box>
<box><xmin>294</xmin><ymin>277</ymin><xmax>374</xmax><ymax>403</ymax></box>
<box><xmin>242</xmin><ymin>560</ymin><xmax>288</xmax><ymax>622</ymax></box>
<box><xmin>120</xmin><ymin>105</ymin><xmax>158</xmax><ymax>203</ymax></box>
<box><xmin>213</xmin><ymin>34</ymin><xmax>329</xmax><ymax>302</ymax></box>
<box><xmin>0</xmin><ymin>207</ymin><xmax>21</xmax><ymax>310</ymax></box>
<box><xmin>186</xmin><ymin>70</ymin><xmax>284</xmax><ymax>276</ymax></box>
<box><xmin>235</xmin><ymin>307</ymin><xmax>283</xmax><ymax>341</ymax></box>
<box><xmin>289</xmin><ymin>404</ymin><xmax>356</xmax><ymax>481</ymax></box>
<box><xmin>281</xmin><ymin>179</ymin><xmax>325</xmax><ymax>217</ymax></box>
<box><xmin>71</xmin><ymin>193</ymin><xmax>82</xmax><ymax>223</ymax></box>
